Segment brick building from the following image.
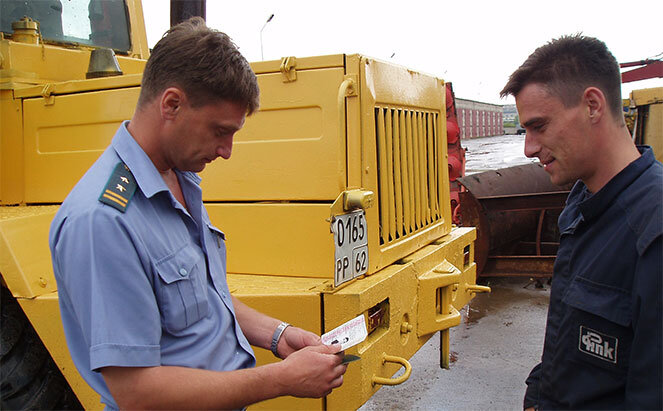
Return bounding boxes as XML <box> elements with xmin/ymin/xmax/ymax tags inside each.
<box><xmin>455</xmin><ymin>98</ymin><xmax>503</xmax><ymax>138</ymax></box>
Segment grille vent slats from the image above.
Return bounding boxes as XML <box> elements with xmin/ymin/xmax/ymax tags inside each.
<box><xmin>375</xmin><ymin>107</ymin><xmax>442</xmax><ymax>245</ymax></box>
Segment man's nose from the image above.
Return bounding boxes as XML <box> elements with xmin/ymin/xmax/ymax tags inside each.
<box><xmin>217</xmin><ymin>136</ymin><xmax>234</xmax><ymax>159</ymax></box>
<box><xmin>523</xmin><ymin>132</ymin><xmax>539</xmax><ymax>158</ymax></box>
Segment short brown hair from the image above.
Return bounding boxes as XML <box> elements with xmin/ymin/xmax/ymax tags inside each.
<box><xmin>500</xmin><ymin>34</ymin><xmax>622</xmax><ymax>119</ymax></box>
<box><xmin>138</xmin><ymin>17</ymin><xmax>259</xmax><ymax>114</ymax></box>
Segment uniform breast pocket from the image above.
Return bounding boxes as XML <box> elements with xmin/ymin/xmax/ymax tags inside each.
<box><xmin>562</xmin><ymin>276</ymin><xmax>633</xmax><ymax>373</ymax></box>
<box><xmin>155</xmin><ymin>244</ymin><xmax>209</xmax><ymax>333</ymax></box>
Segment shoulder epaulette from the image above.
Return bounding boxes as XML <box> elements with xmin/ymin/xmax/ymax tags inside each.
<box><xmin>99</xmin><ymin>162</ymin><xmax>137</xmax><ymax>213</ymax></box>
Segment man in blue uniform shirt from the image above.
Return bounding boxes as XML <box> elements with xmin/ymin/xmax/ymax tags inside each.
<box><xmin>49</xmin><ymin>17</ymin><xmax>346</xmax><ymax>409</ymax></box>
<box><xmin>501</xmin><ymin>35</ymin><xmax>662</xmax><ymax>409</ymax></box>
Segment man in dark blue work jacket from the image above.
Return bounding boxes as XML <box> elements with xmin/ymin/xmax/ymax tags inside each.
<box><xmin>500</xmin><ymin>35</ymin><xmax>662</xmax><ymax>409</ymax></box>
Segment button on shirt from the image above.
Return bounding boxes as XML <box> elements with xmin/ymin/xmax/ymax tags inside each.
<box><xmin>50</xmin><ymin>121</ymin><xmax>255</xmax><ymax>409</ymax></box>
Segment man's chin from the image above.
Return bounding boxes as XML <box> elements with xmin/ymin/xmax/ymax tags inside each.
<box><xmin>187</xmin><ymin>163</ymin><xmax>207</xmax><ymax>173</ymax></box>
<box><xmin>548</xmin><ymin>173</ymin><xmax>574</xmax><ymax>188</ymax></box>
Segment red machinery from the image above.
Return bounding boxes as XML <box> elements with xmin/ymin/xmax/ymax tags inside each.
<box><xmin>445</xmin><ymin>83</ymin><xmax>466</xmax><ymax>225</ymax></box>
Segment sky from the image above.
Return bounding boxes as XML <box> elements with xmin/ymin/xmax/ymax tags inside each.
<box><xmin>142</xmin><ymin>0</ymin><xmax>662</xmax><ymax>105</ymax></box>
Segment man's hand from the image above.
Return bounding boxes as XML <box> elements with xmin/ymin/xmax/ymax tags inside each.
<box><xmin>277</xmin><ymin>326</ymin><xmax>321</xmax><ymax>358</ymax></box>
<box><xmin>277</xmin><ymin>343</ymin><xmax>348</xmax><ymax>398</ymax></box>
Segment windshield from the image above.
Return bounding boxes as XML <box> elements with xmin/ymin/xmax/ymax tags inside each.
<box><xmin>1</xmin><ymin>0</ymin><xmax>131</xmax><ymax>53</ymax></box>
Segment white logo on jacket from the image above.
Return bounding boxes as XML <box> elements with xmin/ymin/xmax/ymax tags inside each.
<box><xmin>579</xmin><ymin>326</ymin><xmax>618</xmax><ymax>364</ymax></box>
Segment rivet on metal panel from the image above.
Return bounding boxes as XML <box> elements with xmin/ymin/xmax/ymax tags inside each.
<box><xmin>38</xmin><ymin>277</ymin><xmax>47</xmax><ymax>288</ymax></box>
<box><xmin>279</xmin><ymin>56</ymin><xmax>297</xmax><ymax>82</ymax></box>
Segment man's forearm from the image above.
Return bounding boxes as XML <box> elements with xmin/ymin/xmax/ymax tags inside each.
<box><xmin>103</xmin><ymin>363</ymin><xmax>285</xmax><ymax>410</ymax></box>
<box><xmin>102</xmin><ymin>342</ymin><xmax>347</xmax><ymax>409</ymax></box>
<box><xmin>232</xmin><ymin>295</ymin><xmax>282</xmax><ymax>349</ymax></box>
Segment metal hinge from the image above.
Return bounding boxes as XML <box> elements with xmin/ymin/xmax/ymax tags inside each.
<box><xmin>280</xmin><ymin>56</ymin><xmax>297</xmax><ymax>82</ymax></box>
<box><xmin>41</xmin><ymin>83</ymin><xmax>55</xmax><ymax>105</ymax></box>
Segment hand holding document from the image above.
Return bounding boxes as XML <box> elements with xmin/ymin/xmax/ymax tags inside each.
<box><xmin>321</xmin><ymin>315</ymin><xmax>367</xmax><ymax>364</ymax></box>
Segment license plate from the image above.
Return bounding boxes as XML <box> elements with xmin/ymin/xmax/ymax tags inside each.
<box><xmin>332</xmin><ymin>209</ymin><xmax>368</xmax><ymax>286</ymax></box>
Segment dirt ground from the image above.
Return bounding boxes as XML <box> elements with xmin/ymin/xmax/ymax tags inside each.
<box><xmin>359</xmin><ymin>277</ymin><xmax>551</xmax><ymax>410</ymax></box>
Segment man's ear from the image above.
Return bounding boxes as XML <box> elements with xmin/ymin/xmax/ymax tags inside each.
<box><xmin>583</xmin><ymin>87</ymin><xmax>606</xmax><ymax>124</ymax></box>
<box><xmin>159</xmin><ymin>87</ymin><xmax>185</xmax><ymax>120</ymax></box>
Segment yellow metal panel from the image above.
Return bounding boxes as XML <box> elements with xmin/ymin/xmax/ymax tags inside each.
<box><xmin>14</xmin><ymin>74</ymin><xmax>143</xmax><ymax>99</ymax></box>
<box><xmin>125</xmin><ymin>0</ymin><xmax>150</xmax><ymax>59</ymax></box>
<box><xmin>201</xmin><ymin>67</ymin><xmax>346</xmax><ymax>201</ymax></box>
<box><xmin>18</xmin><ymin>293</ymin><xmax>102</xmax><ymax>411</ymax></box>
<box><xmin>325</xmin><ymin>262</ymin><xmax>419</xmax><ymax>409</ymax></box>
<box><xmin>427</xmin><ymin>113</ymin><xmax>438</xmax><ymax>219</ymax></box>
<box><xmin>345</xmin><ymin>54</ymin><xmax>363</xmax><ymax>190</ymax></box>
<box><xmin>357</xmin><ymin>56</ymin><xmax>451</xmax><ymax>277</ymax></box>
<box><xmin>0</xmin><ymin>206</ymin><xmax>58</xmax><ymax>298</ymax></box>
<box><xmin>411</xmin><ymin>112</ymin><xmax>422</xmax><ymax>228</ymax></box>
<box><xmin>206</xmin><ymin>203</ymin><xmax>334</xmax><ymax>277</ymax></box>
<box><xmin>1</xmin><ymin>90</ymin><xmax>23</xmax><ymax>204</ymax></box>
<box><xmin>631</xmin><ymin>88</ymin><xmax>663</xmax><ymax>162</ymax></box>
<box><xmin>411</xmin><ymin>227</ymin><xmax>478</xmax><ymax>335</ymax></box>
<box><xmin>323</xmin><ymin>227</ymin><xmax>476</xmax><ymax>408</ymax></box>
<box><xmin>385</xmin><ymin>109</ymin><xmax>397</xmax><ymax>242</ymax></box>
<box><xmin>0</xmin><ymin>41</ymin><xmax>146</xmax><ymax>87</ymax></box>
<box><xmin>646</xmin><ymin>103</ymin><xmax>663</xmax><ymax>162</ymax></box>
<box><xmin>630</xmin><ymin>87</ymin><xmax>663</xmax><ymax>106</ymax></box>
<box><xmin>250</xmin><ymin>54</ymin><xmax>344</xmax><ymax>75</ymax></box>
<box><xmin>417</xmin><ymin>114</ymin><xmax>429</xmax><ymax>223</ymax></box>
<box><xmin>228</xmin><ymin>274</ymin><xmax>326</xmax><ymax>411</ymax></box>
<box><xmin>393</xmin><ymin>110</ymin><xmax>404</xmax><ymax>235</ymax></box>
<box><xmin>22</xmin><ymin>87</ymin><xmax>139</xmax><ymax>203</ymax></box>
<box><xmin>375</xmin><ymin>108</ymin><xmax>389</xmax><ymax>245</ymax></box>
<box><xmin>400</xmin><ymin>110</ymin><xmax>413</xmax><ymax>234</ymax></box>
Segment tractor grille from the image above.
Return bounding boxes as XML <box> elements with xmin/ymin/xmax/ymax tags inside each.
<box><xmin>374</xmin><ymin>106</ymin><xmax>443</xmax><ymax>245</ymax></box>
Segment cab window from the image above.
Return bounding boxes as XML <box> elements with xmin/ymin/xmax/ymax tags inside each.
<box><xmin>0</xmin><ymin>0</ymin><xmax>131</xmax><ymax>53</ymax></box>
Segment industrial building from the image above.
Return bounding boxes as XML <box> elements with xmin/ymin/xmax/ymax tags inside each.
<box><xmin>456</xmin><ymin>98</ymin><xmax>504</xmax><ymax>138</ymax></box>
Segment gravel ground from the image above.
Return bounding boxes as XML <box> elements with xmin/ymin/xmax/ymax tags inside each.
<box><xmin>359</xmin><ymin>277</ymin><xmax>551</xmax><ymax>411</ymax></box>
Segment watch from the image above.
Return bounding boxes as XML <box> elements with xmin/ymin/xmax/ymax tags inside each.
<box><xmin>270</xmin><ymin>321</ymin><xmax>290</xmax><ymax>358</ymax></box>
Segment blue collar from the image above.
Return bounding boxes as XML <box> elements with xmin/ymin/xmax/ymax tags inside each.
<box><xmin>577</xmin><ymin>146</ymin><xmax>655</xmax><ymax>221</ymax></box>
<box><xmin>110</xmin><ymin>121</ymin><xmax>203</xmax><ymax>197</ymax></box>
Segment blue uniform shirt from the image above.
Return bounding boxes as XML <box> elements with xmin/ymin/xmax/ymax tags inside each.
<box><xmin>50</xmin><ymin>122</ymin><xmax>255</xmax><ymax>409</ymax></box>
<box><xmin>525</xmin><ymin>147</ymin><xmax>663</xmax><ymax>409</ymax></box>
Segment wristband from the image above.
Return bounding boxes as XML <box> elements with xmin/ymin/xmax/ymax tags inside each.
<box><xmin>270</xmin><ymin>321</ymin><xmax>290</xmax><ymax>358</ymax></box>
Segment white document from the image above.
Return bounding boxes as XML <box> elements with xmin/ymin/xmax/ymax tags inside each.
<box><xmin>321</xmin><ymin>314</ymin><xmax>368</xmax><ymax>350</ymax></box>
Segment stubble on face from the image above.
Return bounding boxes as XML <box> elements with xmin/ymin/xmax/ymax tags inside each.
<box><xmin>516</xmin><ymin>83</ymin><xmax>591</xmax><ymax>188</ymax></box>
<box><xmin>167</xmin><ymin>99</ymin><xmax>247</xmax><ymax>173</ymax></box>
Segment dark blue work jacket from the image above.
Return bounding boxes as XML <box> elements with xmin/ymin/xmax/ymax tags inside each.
<box><xmin>525</xmin><ymin>147</ymin><xmax>663</xmax><ymax>410</ymax></box>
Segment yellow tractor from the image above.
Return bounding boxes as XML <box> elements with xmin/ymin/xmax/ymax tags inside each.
<box><xmin>1</xmin><ymin>1</ymin><xmax>484</xmax><ymax>409</ymax></box>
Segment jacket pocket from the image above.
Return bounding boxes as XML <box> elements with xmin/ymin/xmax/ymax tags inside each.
<box><xmin>562</xmin><ymin>276</ymin><xmax>632</xmax><ymax>371</ymax></box>
<box><xmin>155</xmin><ymin>244</ymin><xmax>209</xmax><ymax>333</ymax></box>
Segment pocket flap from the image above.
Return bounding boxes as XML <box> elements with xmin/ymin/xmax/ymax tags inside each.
<box><xmin>562</xmin><ymin>277</ymin><xmax>632</xmax><ymax>327</ymax></box>
<box><xmin>155</xmin><ymin>244</ymin><xmax>201</xmax><ymax>284</ymax></box>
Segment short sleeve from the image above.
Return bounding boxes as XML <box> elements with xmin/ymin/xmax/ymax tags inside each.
<box><xmin>52</xmin><ymin>208</ymin><xmax>161</xmax><ymax>371</ymax></box>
